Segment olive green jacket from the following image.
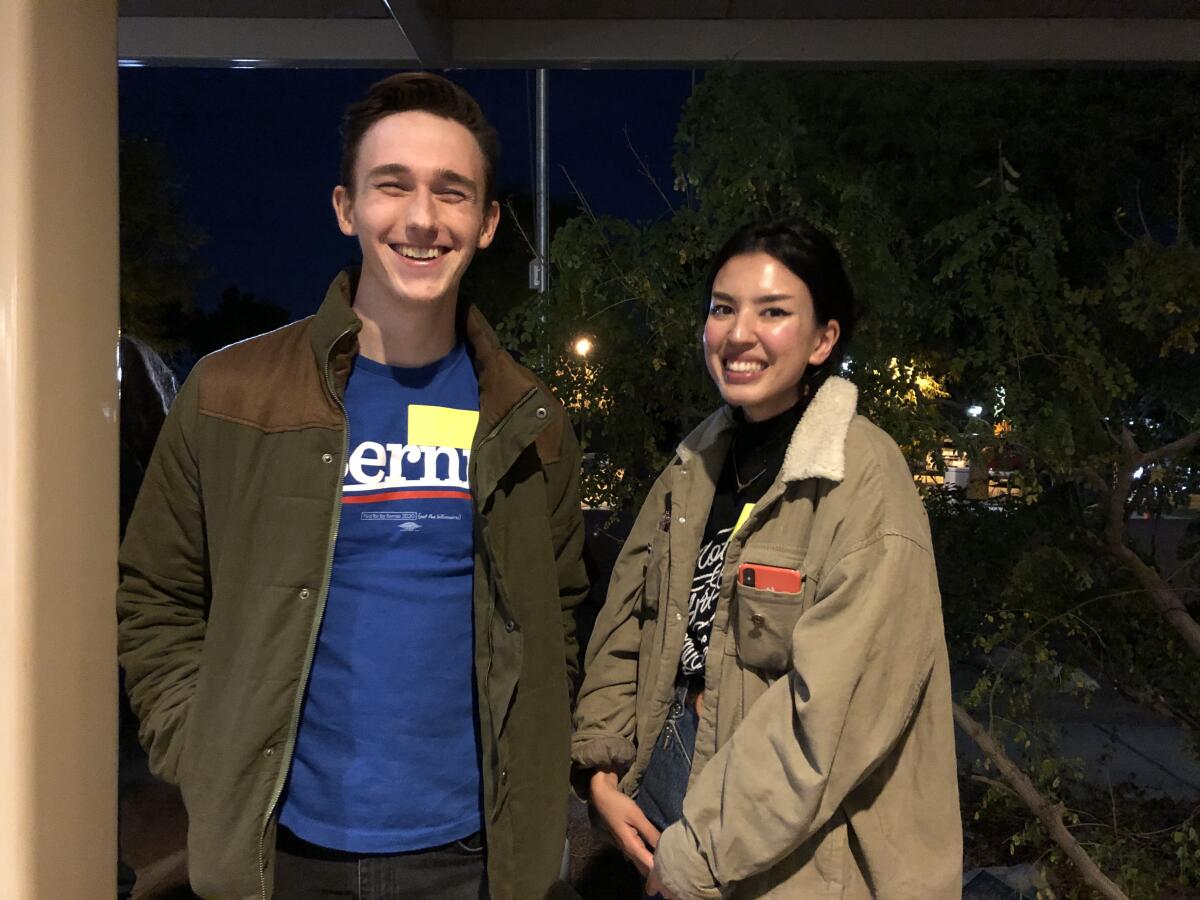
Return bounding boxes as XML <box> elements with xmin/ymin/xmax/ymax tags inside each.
<box><xmin>118</xmin><ymin>271</ymin><xmax>588</xmax><ymax>900</ymax></box>
<box><xmin>572</xmin><ymin>376</ymin><xmax>961</xmax><ymax>898</ymax></box>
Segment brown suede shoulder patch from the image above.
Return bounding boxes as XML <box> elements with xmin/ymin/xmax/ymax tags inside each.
<box><xmin>194</xmin><ymin>318</ymin><xmax>342</xmax><ymax>433</ymax></box>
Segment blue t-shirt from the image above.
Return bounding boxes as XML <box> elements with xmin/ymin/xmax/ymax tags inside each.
<box><xmin>279</xmin><ymin>343</ymin><xmax>482</xmax><ymax>852</ymax></box>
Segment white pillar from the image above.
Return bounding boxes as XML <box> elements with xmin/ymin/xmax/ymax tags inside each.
<box><xmin>0</xmin><ymin>0</ymin><xmax>119</xmax><ymax>895</ymax></box>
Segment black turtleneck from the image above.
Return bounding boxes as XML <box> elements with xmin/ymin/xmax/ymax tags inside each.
<box><xmin>678</xmin><ymin>399</ymin><xmax>808</xmax><ymax>678</ymax></box>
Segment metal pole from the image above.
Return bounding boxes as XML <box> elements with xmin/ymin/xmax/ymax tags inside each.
<box><xmin>530</xmin><ymin>67</ymin><xmax>549</xmax><ymax>295</ymax></box>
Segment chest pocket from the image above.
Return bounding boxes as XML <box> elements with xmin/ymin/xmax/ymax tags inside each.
<box><xmin>732</xmin><ymin>583</ymin><xmax>806</xmax><ymax>672</ymax></box>
<box><xmin>729</xmin><ymin>550</ymin><xmax>809</xmax><ymax>673</ymax></box>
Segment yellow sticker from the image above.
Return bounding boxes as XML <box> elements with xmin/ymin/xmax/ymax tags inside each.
<box><xmin>732</xmin><ymin>502</ymin><xmax>755</xmax><ymax>538</ymax></box>
<box><xmin>407</xmin><ymin>405</ymin><xmax>479</xmax><ymax>450</ymax></box>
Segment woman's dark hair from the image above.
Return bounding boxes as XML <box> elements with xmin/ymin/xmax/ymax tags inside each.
<box><xmin>703</xmin><ymin>220</ymin><xmax>858</xmax><ymax>393</ymax></box>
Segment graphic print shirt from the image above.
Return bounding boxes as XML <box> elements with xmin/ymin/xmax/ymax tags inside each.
<box><xmin>679</xmin><ymin>401</ymin><xmax>807</xmax><ymax>678</ymax></box>
<box><xmin>280</xmin><ymin>344</ymin><xmax>482</xmax><ymax>853</ymax></box>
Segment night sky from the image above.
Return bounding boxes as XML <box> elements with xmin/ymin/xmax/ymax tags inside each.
<box><xmin>118</xmin><ymin>67</ymin><xmax>698</xmax><ymax>320</ymax></box>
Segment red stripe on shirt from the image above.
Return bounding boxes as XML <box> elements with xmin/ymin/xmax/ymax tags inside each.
<box><xmin>342</xmin><ymin>489</ymin><xmax>471</xmax><ymax>504</ymax></box>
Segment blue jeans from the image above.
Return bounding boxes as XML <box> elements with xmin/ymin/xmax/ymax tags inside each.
<box><xmin>636</xmin><ymin>683</ymin><xmax>699</xmax><ymax>833</ymax></box>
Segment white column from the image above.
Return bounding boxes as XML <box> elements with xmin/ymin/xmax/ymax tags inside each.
<box><xmin>0</xmin><ymin>0</ymin><xmax>119</xmax><ymax>895</ymax></box>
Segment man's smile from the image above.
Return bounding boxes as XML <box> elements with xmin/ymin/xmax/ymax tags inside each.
<box><xmin>391</xmin><ymin>243</ymin><xmax>448</xmax><ymax>262</ymax></box>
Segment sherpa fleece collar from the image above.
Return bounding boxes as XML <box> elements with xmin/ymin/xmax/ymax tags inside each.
<box><xmin>780</xmin><ymin>376</ymin><xmax>859</xmax><ymax>483</ymax></box>
<box><xmin>678</xmin><ymin>376</ymin><xmax>859</xmax><ymax>485</ymax></box>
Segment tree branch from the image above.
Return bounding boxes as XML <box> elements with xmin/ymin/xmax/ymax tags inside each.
<box><xmin>556</xmin><ymin>166</ymin><xmax>639</xmax><ymax>299</ymax></box>
<box><xmin>503</xmin><ymin>197</ymin><xmax>538</xmax><ymax>258</ymax></box>
<box><xmin>1101</xmin><ymin>427</ymin><xmax>1200</xmax><ymax>658</ymax></box>
<box><xmin>1105</xmin><ymin>427</ymin><xmax>1140</xmax><ymax>546</ymax></box>
<box><xmin>623</xmin><ymin>127</ymin><xmax>674</xmax><ymax>216</ymax></box>
<box><xmin>559</xmin><ymin>164</ymin><xmax>599</xmax><ymax>224</ymax></box>
<box><xmin>953</xmin><ymin>703</ymin><xmax>1130</xmax><ymax>900</ymax></box>
<box><xmin>971</xmin><ymin>773</ymin><xmax>1020</xmax><ymax>800</ymax></box>
<box><xmin>1114</xmin><ymin>207</ymin><xmax>1138</xmax><ymax>244</ymax></box>
<box><xmin>1170</xmin><ymin>548</ymin><xmax>1200</xmax><ymax>587</ymax></box>
<box><xmin>1108</xmin><ymin>676</ymin><xmax>1200</xmax><ymax>732</ymax></box>
<box><xmin>1137</xmin><ymin>429</ymin><xmax>1200</xmax><ymax>468</ymax></box>
<box><xmin>1135</xmin><ymin>179</ymin><xmax>1152</xmax><ymax>240</ymax></box>
<box><xmin>1104</xmin><ymin>538</ymin><xmax>1200</xmax><ymax>658</ymax></box>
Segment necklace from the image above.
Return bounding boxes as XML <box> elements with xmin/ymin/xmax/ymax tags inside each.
<box><xmin>732</xmin><ymin>446</ymin><xmax>768</xmax><ymax>492</ymax></box>
<box><xmin>730</xmin><ymin>428</ymin><xmax>791</xmax><ymax>493</ymax></box>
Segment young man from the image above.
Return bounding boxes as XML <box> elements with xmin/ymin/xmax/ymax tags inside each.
<box><xmin>118</xmin><ymin>73</ymin><xmax>588</xmax><ymax>900</ymax></box>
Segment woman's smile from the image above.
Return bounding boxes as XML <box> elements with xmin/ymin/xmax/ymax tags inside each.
<box><xmin>721</xmin><ymin>357</ymin><xmax>768</xmax><ymax>382</ymax></box>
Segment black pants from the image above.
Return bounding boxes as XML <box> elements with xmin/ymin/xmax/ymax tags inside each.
<box><xmin>273</xmin><ymin>826</ymin><xmax>487</xmax><ymax>900</ymax></box>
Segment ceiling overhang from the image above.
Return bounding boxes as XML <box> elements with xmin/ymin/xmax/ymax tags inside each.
<box><xmin>117</xmin><ymin>2</ymin><xmax>1200</xmax><ymax>67</ymax></box>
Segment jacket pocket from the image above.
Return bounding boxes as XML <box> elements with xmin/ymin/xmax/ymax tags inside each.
<box><xmin>641</xmin><ymin>531</ymin><xmax>668</xmax><ymax>620</ymax></box>
<box><xmin>732</xmin><ymin>582</ymin><xmax>805</xmax><ymax>672</ymax></box>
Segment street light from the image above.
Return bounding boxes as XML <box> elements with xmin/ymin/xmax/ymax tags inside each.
<box><xmin>573</xmin><ymin>336</ymin><xmax>593</xmax><ymax>358</ymax></box>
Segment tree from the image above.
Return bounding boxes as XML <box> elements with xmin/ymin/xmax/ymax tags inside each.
<box><xmin>119</xmin><ymin>137</ymin><xmax>205</xmax><ymax>352</ymax></box>
<box><xmin>504</xmin><ymin>68</ymin><xmax>1200</xmax><ymax>895</ymax></box>
<box><xmin>190</xmin><ymin>285</ymin><xmax>290</xmax><ymax>359</ymax></box>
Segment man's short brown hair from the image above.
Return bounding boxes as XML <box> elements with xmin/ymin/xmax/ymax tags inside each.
<box><xmin>340</xmin><ymin>72</ymin><xmax>501</xmax><ymax>204</ymax></box>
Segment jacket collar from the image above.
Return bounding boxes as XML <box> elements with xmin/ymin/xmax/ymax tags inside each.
<box><xmin>677</xmin><ymin>376</ymin><xmax>859</xmax><ymax>485</ymax></box>
<box><xmin>309</xmin><ymin>269</ymin><xmax>363</xmax><ymax>394</ymax></box>
<box><xmin>308</xmin><ymin>269</ymin><xmax>561</xmax><ymax>460</ymax></box>
<box><xmin>461</xmin><ymin>305</ymin><xmax>543</xmax><ymax>433</ymax></box>
<box><xmin>779</xmin><ymin>376</ymin><xmax>858</xmax><ymax>483</ymax></box>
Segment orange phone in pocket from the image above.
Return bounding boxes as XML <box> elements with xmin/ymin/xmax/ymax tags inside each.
<box><xmin>738</xmin><ymin>563</ymin><xmax>804</xmax><ymax>593</ymax></box>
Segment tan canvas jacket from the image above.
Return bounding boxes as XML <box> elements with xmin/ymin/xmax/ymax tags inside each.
<box><xmin>572</xmin><ymin>376</ymin><xmax>961</xmax><ymax>898</ymax></box>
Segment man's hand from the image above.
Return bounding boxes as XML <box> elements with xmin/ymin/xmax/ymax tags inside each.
<box><xmin>589</xmin><ymin>769</ymin><xmax>661</xmax><ymax>875</ymax></box>
<box><xmin>645</xmin><ymin>861</ymin><xmax>677</xmax><ymax>899</ymax></box>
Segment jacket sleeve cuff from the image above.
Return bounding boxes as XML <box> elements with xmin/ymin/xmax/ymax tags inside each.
<box><xmin>654</xmin><ymin>820</ymin><xmax>725</xmax><ymax>900</ymax></box>
<box><xmin>570</xmin><ymin>734</ymin><xmax>636</xmax><ymax>772</ymax></box>
<box><xmin>569</xmin><ymin>734</ymin><xmax>637</xmax><ymax>799</ymax></box>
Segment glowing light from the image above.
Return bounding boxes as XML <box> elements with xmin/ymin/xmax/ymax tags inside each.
<box><xmin>1134</xmin><ymin>467</ymin><xmax>1145</xmax><ymax>479</ymax></box>
<box><xmin>118</xmin><ymin>59</ymin><xmax>146</xmax><ymax>68</ymax></box>
<box><xmin>967</xmin><ymin>405</ymin><xmax>983</xmax><ymax>417</ymax></box>
<box><xmin>573</xmin><ymin>336</ymin><xmax>593</xmax><ymax>357</ymax></box>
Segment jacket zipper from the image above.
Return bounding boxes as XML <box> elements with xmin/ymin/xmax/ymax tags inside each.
<box><xmin>257</xmin><ymin>327</ymin><xmax>354</xmax><ymax>900</ymax></box>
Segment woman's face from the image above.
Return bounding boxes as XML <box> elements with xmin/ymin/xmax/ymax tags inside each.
<box><xmin>703</xmin><ymin>251</ymin><xmax>840</xmax><ymax>422</ymax></box>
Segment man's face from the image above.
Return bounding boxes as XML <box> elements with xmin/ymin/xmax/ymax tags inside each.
<box><xmin>333</xmin><ymin>110</ymin><xmax>500</xmax><ymax>309</ymax></box>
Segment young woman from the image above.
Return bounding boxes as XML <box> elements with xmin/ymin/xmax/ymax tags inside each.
<box><xmin>571</xmin><ymin>221</ymin><xmax>961</xmax><ymax>899</ymax></box>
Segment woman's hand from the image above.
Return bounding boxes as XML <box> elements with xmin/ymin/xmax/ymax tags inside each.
<box><xmin>589</xmin><ymin>769</ymin><xmax>661</xmax><ymax>875</ymax></box>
